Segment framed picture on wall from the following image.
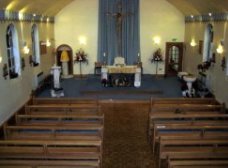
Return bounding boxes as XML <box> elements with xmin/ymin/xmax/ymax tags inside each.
<box><xmin>199</xmin><ymin>40</ymin><xmax>203</xmax><ymax>55</ymax></box>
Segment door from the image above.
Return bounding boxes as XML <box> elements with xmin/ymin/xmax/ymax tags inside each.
<box><xmin>165</xmin><ymin>42</ymin><xmax>183</xmax><ymax>76</ymax></box>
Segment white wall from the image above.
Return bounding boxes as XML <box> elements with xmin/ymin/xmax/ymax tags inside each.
<box><xmin>0</xmin><ymin>21</ymin><xmax>55</xmax><ymax>125</ymax></box>
<box><xmin>140</xmin><ymin>0</ymin><xmax>185</xmax><ymax>74</ymax></box>
<box><xmin>55</xmin><ymin>0</ymin><xmax>185</xmax><ymax>75</ymax></box>
<box><xmin>55</xmin><ymin>0</ymin><xmax>99</xmax><ymax>75</ymax></box>
<box><xmin>184</xmin><ymin>22</ymin><xmax>228</xmax><ymax>105</ymax></box>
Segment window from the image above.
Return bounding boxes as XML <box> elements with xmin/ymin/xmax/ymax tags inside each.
<box><xmin>6</xmin><ymin>24</ymin><xmax>21</xmax><ymax>79</ymax></box>
<box><xmin>203</xmin><ymin>24</ymin><xmax>214</xmax><ymax>62</ymax></box>
<box><xmin>31</xmin><ymin>24</ymin><xmax>40</xmax><ymax>66</ymax></box>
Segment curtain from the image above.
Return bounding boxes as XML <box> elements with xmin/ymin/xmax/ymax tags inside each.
<box><xmin>98</xmin><ymin>0</ymin><xmax>140</xmax><ymax>65</ymax></box>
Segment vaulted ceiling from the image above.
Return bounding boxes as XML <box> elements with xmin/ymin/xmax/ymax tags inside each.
<box><xmin>167</xmin><ymin>0</ymin><xmax>228</xmax><ymax>15</ymax></box>
<box><xmin>0</xmin><ymin>0</ymin><xmax>74</xmax><ymax>16</ymax></box>
<box><xmin>0</xmin><ymin>0</ymin><xmax>227</xmax><ymax>16</ymax></box>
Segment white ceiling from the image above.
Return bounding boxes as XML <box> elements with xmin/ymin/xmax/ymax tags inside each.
<box><xmin>0</xmin><ymin>0</ymin><xmax>227</xmax><ymax>16</ymax></box>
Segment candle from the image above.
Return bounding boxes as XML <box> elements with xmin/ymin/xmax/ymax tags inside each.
<box><xmin>103</xmin><ymin>52</ymin><xmax>106</xmax><ymax>57</ymax></box>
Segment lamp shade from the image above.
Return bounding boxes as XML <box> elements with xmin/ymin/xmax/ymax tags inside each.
<box><xmin>60</xmin><ymin>50</ymin><xmax>69</xmax><ymax>62</ymax></box>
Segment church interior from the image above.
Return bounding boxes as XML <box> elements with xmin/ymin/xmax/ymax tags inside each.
<box><xmin>0</xmin><ymin>0</ymin><xmax>228</xmax><ymax>167</ymax></box>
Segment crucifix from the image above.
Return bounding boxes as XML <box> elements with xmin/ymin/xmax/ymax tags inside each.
<box><xmin>106</xmin><ymin>1</ymin><xmax>133</xmax><ymax>57</ymax></box>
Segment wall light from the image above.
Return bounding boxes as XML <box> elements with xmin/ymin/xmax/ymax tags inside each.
<box><xmin>190</xmin><ymin>39</ymin><xmax>197</xmax><ymax>47</ymax></box>
<box><xmin>79</xmin><ymin>36</ymin><xmax>87</xmax><ymax>45</ymax></box>
<box><xmin>216</xmin><ymin>43</ymin><xmax>224</xmax><ymax>54</ymax></box>
<box><xmin>153</xmin><ymin>36</ymin><xmax>161</xmax><ymax>45</ymax></box>
<box><xmin>23</xmin><ymin>42</ymin><xmax>30</xmax><ymax>54</ymax></box>
<box><xmin>18</xmin><ymin>12</ymin><xmax>23</xmax><ymax>20</ymax></box>
<box><xmin>0</xmin><ymin>56</ymin><xmax>2</xmax><ymax>63</ymax></box>
<box><xmin>46</xmin><ymin>39</ymin><xmax>51</xmax><ymax>47</ymax></box>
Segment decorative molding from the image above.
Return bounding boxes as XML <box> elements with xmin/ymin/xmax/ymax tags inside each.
<box><xmin>0</xmin><ymin>10</ymin><xmax>54</xmax><ymax>23</ymax></box>
<box><xmin>186</xmin><ymin>13</ymin><xmax>228</xmax><ymax>23</ymax></box>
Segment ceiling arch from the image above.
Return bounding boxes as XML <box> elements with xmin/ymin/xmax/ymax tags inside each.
<box><xmin>0</xmin><ymin>0</ymin><xmax>74</xmax><ymax>16</ymax></box>
<box><xmin>167</xmin><ymin>0</ymin><xmax>228</xmax><ymax>15</ymax></box>
<box><xmin>0</xmin><ymin>0</ymin><xmax>227</xmax><ymax>17</ymax></box>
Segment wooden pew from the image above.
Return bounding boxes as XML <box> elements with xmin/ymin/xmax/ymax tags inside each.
<box><xmin>158</xmin><ymin>138</ymin><xmax>228</xmax><ymax>168</ymax></box>
<box><xmin>0</xmin><ymin>139</ymin><xmax>102</xmax><ymax>167</ymax></box>
<box><xmin>0</xmin><ymin>98</ymin><xmax>104</xmax><ymax>168</ymax></box>
<box><xmin>32</xmin><ymin>98</ymin><xmax>99</xmax><ymax>106</ymax></box>
<box><xmin>0</xmin><ymin>160</ymin><xmax>99</xmax><ymax>168</ymax></box>
<box><xmin>151</xmin><ymin>121</ymin><xmax>228</xmax><ymax>154</ymax></box>
<box><xmin>168</xmin><ymin>160</ymin><xmax>228</xmax><ymax>168</ymax></box>
<box><xmin>151</xmin><ymin>104</ymin><xmax>223</xmax><ymax>112</ymax></box>
<box><xmin>2</xmin><ymin>112</ymin><xmax>104</xmax><ymax>140</ymax></box>
<box><xmin>149</xmin><ymin>111</ymin><xmax>228</xmax><ymax>134</ymax></box>
<box><xmin>151</xmin><ymin>98</ymin><xmax>219</xmax><ymax>105</ymax></box>
<box><xmin>25</xmin><ymin>104</ymin><xmax>99</xmax><ymax>113</ymax></box>
<box><xmin>15</xmin><ymin>114</ymin><xmax>104</xmax><ymax>125</ymax></box>
<box><xmin>5</xmin><ymin>124</ymin><xmax>103</xmax><ymax>140</ymax></box>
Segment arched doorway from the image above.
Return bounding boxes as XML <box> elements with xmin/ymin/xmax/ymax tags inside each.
<box><xmin>56</xmin><ymin>44</ymin><xmax>73</xmax><ymax>76</ymax></box>
<box><xmin>165</xmin><ymin>42</ymin><xmax>184</xmax><ymax>76</ymax></box>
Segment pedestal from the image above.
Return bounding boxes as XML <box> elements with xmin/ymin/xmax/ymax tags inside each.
<box><xmin>50</xmin><ymin>65</ymin><xmax>64</xmax><ymax>97</ymax></box>
<box><xmin>101</xmin><ymin>67</ymin><xmax>108</xmax><ymax>80</ymax></box>
<box><xmin>134</xmin><ymin>68</ymin><xmax>141</xmax><ymax>87</ymax></box>
<box><xmin>61</xmin><ymin>61</ymin><xmax>73</xmax><ymax>79</ymax></box>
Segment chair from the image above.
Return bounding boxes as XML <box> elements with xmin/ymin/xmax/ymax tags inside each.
<box><xmin>114</xmin><ymin>57</ymin><xmax>125</xmax><ymax>66</ymax></box>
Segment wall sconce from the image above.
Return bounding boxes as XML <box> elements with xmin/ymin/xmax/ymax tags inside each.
<box><xmin>23</xmin><ymin>45</ymin><xmax>30</xmax><ymax>54</ymax></box>
<box><xmin>153</xmin><ymin>36</ymin><xmax>161</xmax><ymax>45</ymax></box>
<box><xmin>216</xmin><ymin>43</ymin><xmax>224</xmax><ymax>54</ymax></box>
<box><xmin>3</xmin><ymin>64</ymin><xmax>9</xmax><ymax>79</ymax></box>
<box><xmin>0</xmin><ymin>56</ymin><xmax>2</xmax><ymax>63</ymax></box>
<box><xmin>46</xmin><ymin>39</ymin><xmax>51</xmax><ymax>47</ymax></box>
<box><xmin>79</xmin><ymin>36</ymin><xmax>87</xmax><ymax>45</ymax></box>
<box><xmin>190</xmin><ymin>39</ymin><xmax>197</xmax><ymax>47</ymax></box>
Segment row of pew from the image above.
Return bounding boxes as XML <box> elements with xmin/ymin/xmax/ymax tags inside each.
<box><xmin>149</xmin><ymin>98</ymin><xmax>228</xmax><ymax>168</ymax></box>
<box><xmin>0</xmin><ymin>98</ymin><xmax>104</xmax><ymax>168</ymax></box>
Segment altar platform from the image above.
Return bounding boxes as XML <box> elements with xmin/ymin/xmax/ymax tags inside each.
<box><xmin>37</xmin><ymin>75</ymin><xmax>182</xmax><ymax>99</ymax></box>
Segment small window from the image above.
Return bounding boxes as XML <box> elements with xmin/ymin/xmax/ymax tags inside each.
<box><xmin>6</xmin><ymin>24</ymin><xmax>21</xmax><ymax>79</ymax></box>
<box><xmin>203</xmin><ymin>24</ymin><xmax>214</xmax><ymax>62</ymax></box>
<box><xmin>31</xmin><ymin>24</ymin><xmax>40</xmax><ymax>66</ymax></box>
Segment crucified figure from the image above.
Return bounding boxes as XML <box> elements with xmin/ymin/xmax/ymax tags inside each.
<box><xmin>106</xmin><ymin>1</ymin><xmax>132</xmax><ymax>57</ymax></box>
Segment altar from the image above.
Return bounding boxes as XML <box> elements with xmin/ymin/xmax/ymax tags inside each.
<box><xmin>101</xmin><ymin>65</ymin><xmax>141</xmax><ymax>87</ymax></box>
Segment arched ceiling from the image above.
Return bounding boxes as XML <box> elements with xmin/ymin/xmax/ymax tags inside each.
<box><xmin>167</xmin><ymin>0</ymin><xmax>228</xmax><ymax>15</ymax></box>
<box><xmin>0</xmin><ymin>0</ymin><xmax>74</xmax><ymax>16</ymax></box>
<box><xmin>0</xmin><ymin>0</ymin><xmax>227</xmax><ymax>16</ymax></box>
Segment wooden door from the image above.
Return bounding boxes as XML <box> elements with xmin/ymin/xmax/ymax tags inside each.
<box><xmin>165</xmin><ymin>42</ymin><xmax>184</xmax><ymax>76</ymax></box>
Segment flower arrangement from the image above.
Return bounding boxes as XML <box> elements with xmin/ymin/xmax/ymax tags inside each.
<box><xmin>151</xmin><ymin>48</ymin><xmax>163</xmax><ymax>62</ymax></box>
<box><xmin>74</xmin><ymin>48</ymin><xmax>88</xmax><ymax>64</ymax></box>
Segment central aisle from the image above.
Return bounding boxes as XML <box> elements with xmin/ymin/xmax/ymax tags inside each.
<box><xmin>101</xmin><ymin>101</ymin><xmax>155</xmax><ymax>168</ymax></box>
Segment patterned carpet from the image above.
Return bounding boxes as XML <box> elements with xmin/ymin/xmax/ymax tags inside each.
<box><xmin>102</xmin><ymin>102</ymin><xmax>155</xmax><ymax>168</ymax></box>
